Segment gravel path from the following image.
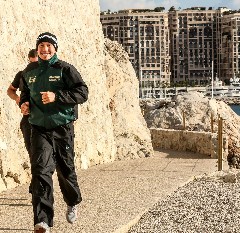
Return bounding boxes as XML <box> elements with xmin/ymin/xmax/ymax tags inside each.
<box><xmin>128</xmin><ymin>170</ymin><xmax>240</xmax><ymax>233</ymax></box>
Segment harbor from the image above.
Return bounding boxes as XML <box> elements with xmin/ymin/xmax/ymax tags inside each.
<box><xmin>141</xmin><ymin>78</ymin><xmax>240</xmax><ymax>105</ymax></box>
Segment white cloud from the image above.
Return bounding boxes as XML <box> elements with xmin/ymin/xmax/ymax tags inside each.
<box><xmin>232</xmin><ymin>0</ymin><xmax>240</xmax><ymax>9</ymax></box>
<box><xmin>100</xmin><ymin>0</ymin><xmax>156</xmax><ymax>11</ymax></box>
<box><xmin>161</xmin><ymin>0</ymin><xmax>180</xmax><ymax>10</ymax></box>
<box><xmin>217</xmin><ymin>0</ymin><xmax>240</xmax><ymax>9</ymax></box>
<box><xmin>99</xmin><ymin>0</ymin><xmax>240</xmax><ymax>12</ymax></box>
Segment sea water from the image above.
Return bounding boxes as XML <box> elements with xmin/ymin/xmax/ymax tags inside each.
<box><xmin>230</xmin><ymin>105</ymin><xmax>240</xmax><ymax>116</ymax></box>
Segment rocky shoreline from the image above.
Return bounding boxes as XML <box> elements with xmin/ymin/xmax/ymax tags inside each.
<box><xmin>140</xmin><ymin>95</ymin><xmax>240</xmax><ymax>107</ymax></box>
<box><xmin>217</xmin><ymin>97</ymin><xmax>240</xmax><ymax>105</ymax></box>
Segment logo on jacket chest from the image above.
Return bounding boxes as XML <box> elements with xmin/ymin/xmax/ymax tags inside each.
<box><xmin>49</xmin><ymin>76</ymin><xmax>61</xmax><ymax>82</ymax></box>
<box><xmin>29</xmin><ymin>76</ymin><xmax>36</xmax><ymax>83</ymax></box>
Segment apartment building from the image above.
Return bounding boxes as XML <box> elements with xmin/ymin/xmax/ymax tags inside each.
<box><xmin>168</xmin><ymin>7</ymin><xmax>219</xmax><ymax>86</ymax></box>
<box><xmin>101</xmin><ymin>7</ymin><xmax>240</xmax><ymax>97</ymax></box>
<box><xmin>219</xmin><ymin>11</ymin><xmax>240</xmax><ymax>82</ymax></box>
<box><xmin>100</xmin><ymin>9</ymin><xmax>171</xmax><ymax>98</ymax></box>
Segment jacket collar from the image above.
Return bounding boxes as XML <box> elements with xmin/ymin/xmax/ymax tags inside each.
<box><xmin>38</xmin><ymin>53</ymin><xmax>58</xmax><ymax>67</ymax></box>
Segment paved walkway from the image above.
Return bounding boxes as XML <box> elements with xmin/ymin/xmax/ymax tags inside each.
<box><xmin>0</xmin><ymin>149</ymin><xmax>227</xmax><ymax>233</ymax></box>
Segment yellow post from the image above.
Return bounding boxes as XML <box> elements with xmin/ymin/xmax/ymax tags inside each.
<box><xmin>218</xmin><ymin>115</ymin><xmax>223</xmax><ymax>171</ymax></box>
<box><xmin>211</xmin><ymin>112</ymin><xmax>214</xmax><ymax>133</ymax></box>
<box><xmin>182</xmin><ymin>111</ymin><xmax>185</xmax><ymax>130</ymax></box>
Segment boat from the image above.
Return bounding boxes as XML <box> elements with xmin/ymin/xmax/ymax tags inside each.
<box><xmin>225</xmin><ymin>78</ymin><xmax>240</xmax><ymax>97</ymax></box>
<box><xmin>205</xmin><ymin>79</ymin><xmax>228</xmax><ymax>97</ymax></box>
<box><xmin>229</xmin><ymin>77</ymin><xmax>240</xmax><ymax>88</ymax></box>
<box><xmin>225</xmin><ymin>88</ymin><xmax>240</xmax><ymax>97</ymax></box>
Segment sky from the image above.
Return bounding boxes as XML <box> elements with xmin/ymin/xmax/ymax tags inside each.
<box><xmin>99</xmin><ymin>0</ymin><xmax>240</xmax><ymax>12</ymax></box>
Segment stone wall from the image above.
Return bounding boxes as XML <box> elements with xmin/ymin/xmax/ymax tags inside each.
<box><xmin>143</xmin><ymin>92</ymin><xmax>240</xmax><ymax>166</ymax></box>
<box><xmin>151</xmin><ymin>128</ymin><xmax>228</xmax><ymax>158</ymax></box>
<box><xmin>0</xmin><ymin>0</ymin><xmax>153</xmax><ymax>192</ymax></box>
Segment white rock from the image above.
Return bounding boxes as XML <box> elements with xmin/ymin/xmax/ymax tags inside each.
<box><xmin>0</xmin><ymin>0</ymin><xmax>153</xmax><ymax>192</ymax></box>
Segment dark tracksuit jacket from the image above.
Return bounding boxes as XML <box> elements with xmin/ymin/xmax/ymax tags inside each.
<box><xmin>12</xmin><ymin>71</ymin><xmax>31</xmax><ymax>158</ymax></box>
<box><xmin>20</xmin><ymin>54</ymin><xmax>88</xmax><ymax>227</ymax></box>
<box><xmin>12</xmin><ymin>71</ymin><xmax>32</xmax><ymax>193</ymax></box>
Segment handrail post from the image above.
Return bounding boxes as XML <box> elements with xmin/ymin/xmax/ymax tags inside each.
<box><xmin>182</xmin><ymin>111</ymin><xmax>185</xmax><ymax>130</ymax></box>
<box><xmin>218</xmin><ymin>114</ymin><xmax>223</xmax><ymax>171</ymax></box>
<box><xmin>211</xmin><ymin>112</ymin><xmax>214</xmax><ymax>133</ymax></box>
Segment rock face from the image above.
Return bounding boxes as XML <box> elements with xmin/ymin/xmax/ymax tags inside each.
<box><xmin>104</xmin><ymin>39</ymin><xmax>153</xmax><ymax>160</ymax></box>
<box><xmin>142</xmin><ymin>92</ymin><xmax>240</xmax><ymax>167</ymax></box>
<box><xmin>0</xmin><ymin>0</ymin><xmax>153</xmax><ymax>192</ymax></box>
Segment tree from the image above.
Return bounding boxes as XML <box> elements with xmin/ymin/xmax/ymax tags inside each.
<box><xmin>168</xmin><ymin>6</ymin><xmax>176</xmax><ymax>12</ymax></box>
<box><xmin>154</xmin><ymin>7</ymin><xmax>165</xmax><ymax>12</ymax></box>
<box><xmin>161</xmin><ymin>81</ymin><xmax>169</xmax><ymax>88</ymax></box>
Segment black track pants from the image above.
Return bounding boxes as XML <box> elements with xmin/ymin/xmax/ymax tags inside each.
<box><xmin>20</xmin><ymin>115</ymin><xmax>31</xmax><ymax>158</ymax></box>
<box><xmin>31</xmin><ymin>122</ymin><xmax>82</xmax><ymax>227</ymax></box>
<box><xmin>20</xmin><ymin>115</ymin><xmax>32</xmax><ymax>193</ymax></box>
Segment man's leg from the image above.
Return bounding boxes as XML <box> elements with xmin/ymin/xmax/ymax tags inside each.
<box><xmin>31</xmin><ymin>125</ymin><xmax>55</xmax><ymax>227</ymax></box>
<box><xmin>54</xmin><ymin>122</ymin><xmax>82</xmax><ymax>207</ymax></box>
<box><xmin>20</xmin><ymin>115</ymin><xmax>32</xmax><ymax>193</ymax></box>
<box><xmin>20</xmin><ymin>115</ymin><xmax>31</xmax><ymax>157</ymax></box>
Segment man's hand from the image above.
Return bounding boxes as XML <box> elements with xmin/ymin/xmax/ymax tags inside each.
<box><xmin>21</xmin><ymin>102</ymin><xmax>29</xmax><ymax>115</ymax></box>
<box><xmin>40</xmin><ymin>91</ymin><xmax>56</xmax><ymax>104</ymax></box>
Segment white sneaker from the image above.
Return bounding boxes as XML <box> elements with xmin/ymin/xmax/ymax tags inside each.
<box><xmin>66</xmin><ymin>205</ymin><xmax>77</xmax><ymax>224</ymax></box>
<box><xmin>34</xmin><ymin>221</ymin><xmax>50</xmax><ymax>233</ymax></box>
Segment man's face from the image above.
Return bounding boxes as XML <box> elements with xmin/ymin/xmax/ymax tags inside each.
<box><xmin>37</xmin><ymin>42</ymin><xmax>56</xmax><ymax>60</ymax></box>
<box><xmin>29</xmin><ymin>57</ymin><xmax>38</xmax><ymax>63</ymax></box>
